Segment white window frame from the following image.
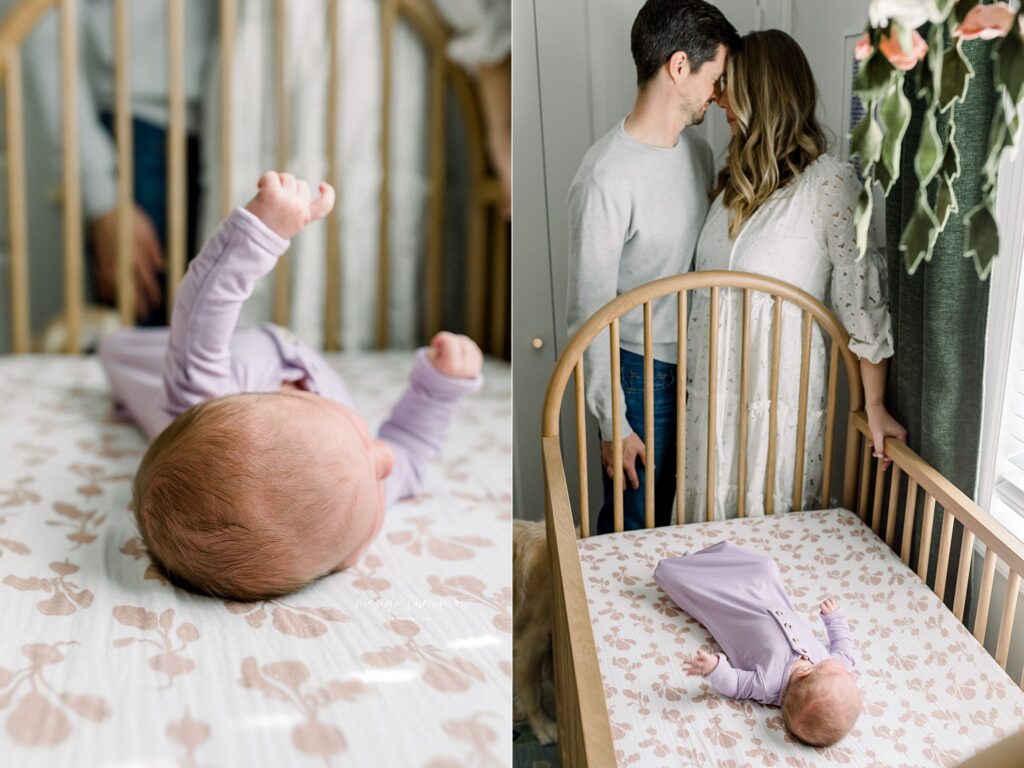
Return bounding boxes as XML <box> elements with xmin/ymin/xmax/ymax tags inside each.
<box><xmin>978</xmin><ymin>132</ymin><xmax>1024</xmax><ymax>543</ymax></box>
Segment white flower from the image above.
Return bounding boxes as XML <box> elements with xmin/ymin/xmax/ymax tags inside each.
<box><xmin>868</xmin><ymin>0</ymin><xmax>946</xmax><ymax>30</ymax></box>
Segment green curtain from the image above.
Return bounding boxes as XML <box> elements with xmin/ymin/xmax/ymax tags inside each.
<box><xmin>884</xmin><ymin>32</ymin><xmax>995</xmax><ymax>608</ymax></box>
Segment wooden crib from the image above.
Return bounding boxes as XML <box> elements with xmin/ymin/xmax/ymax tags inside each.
<box><xmin>0</xmin><ymin>2</ymin><xmax>511</xmax><ymax>764</ymax></box>
<box><xmin>542</xmin><ymin>271</ymin><xmax>1024</xmax><ymax>767</ymax></box>
<box><xmin>0</xmin><ymin>0</ymin><xmax>509</xmax><ymax>356</ymax></box>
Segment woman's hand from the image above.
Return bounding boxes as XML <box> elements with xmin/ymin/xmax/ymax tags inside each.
<box><xmin>866</xmin><ymin>402</ymin><xmax>907</xmax><ymax>469</ymax></box>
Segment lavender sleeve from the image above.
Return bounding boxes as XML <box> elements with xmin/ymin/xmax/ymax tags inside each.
<box><xmin>705</xmin><ymin>654</ymin><xmax>771</xmax><ymax>704</ymax></box>
<box><xmin>163</xmin><ymin>207</ymin><xmax>289</xmax><ymax>416</ymax></box>
<box><xmin>380</xmin><ymin>349</ymin><xmax>482</xmax><ymax>504</ymax></box>
<box><xmin>821</xmin><ymin>609</ymin><xmax>856</xmax><ymax>670</ymax></box>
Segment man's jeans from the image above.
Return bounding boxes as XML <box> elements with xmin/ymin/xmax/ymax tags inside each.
<box><xmin>597</xmin><ymin>349</ymin><xmax>678</xmax><ymax>534</ymax></box>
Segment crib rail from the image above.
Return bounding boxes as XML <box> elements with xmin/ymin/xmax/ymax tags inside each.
<box><xmin>544</xmin><ymin>271</ymin><xmax>864</xmax><ymax>536</ymax></box>
<box><xmin>851</xmin><ymin>412</ymin><xmax>1024</xmax><ymax>686</ymax></box>
<box><xmin>0</xmin><ymin>0</ymin><xmax>507</xmax><ymax>355</ymax></box>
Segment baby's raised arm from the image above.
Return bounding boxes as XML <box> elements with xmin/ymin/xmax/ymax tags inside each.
<box><xmin>379</xmin><ymin>333</ymin><xmax>483</xmax><ymax>504</ymax></box>
<box><xmin>820</xmin><ymin>597</ymin><xmax>857</xmax><ymax>670</ymax></box>
<box><xmin>163</xmin><ymin>173</ymin><xmax>334</xmax><ymax>416</ymax></box>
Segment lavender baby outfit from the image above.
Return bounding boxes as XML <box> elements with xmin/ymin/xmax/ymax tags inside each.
<box><xmin>654</xmin><ymin>540</ymin><xmax>855</xmax><ymax>706</ymax></box>
<box><xmin>98</xmin><ymin>206</ymin><xmax>481</xmax><ymax>505</ymax></box>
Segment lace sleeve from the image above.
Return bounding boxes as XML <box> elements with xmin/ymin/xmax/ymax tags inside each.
<box><xmin>822</xmin><ymin>162</ymin><xmax>894</xmax><ymax>364</ymax></box>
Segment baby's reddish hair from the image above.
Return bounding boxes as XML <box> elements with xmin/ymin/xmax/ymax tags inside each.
<box><xmin>781</xmin><ymin>664</ymin><xmax>862</xmax><ymax>747</ymax></box>
<box><xmin>132</xmin><ymin>395</ymin><xmax>359</xmax><ymax>600</ymax></box>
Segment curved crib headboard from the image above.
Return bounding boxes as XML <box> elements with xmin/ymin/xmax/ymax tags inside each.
<box><xmin>542</xmin><ymin>270</ymin><xmax>865</xmax><ymax>536</ymax></box>
<box><xmin>0</xmin><ymin>0</ymin><xmax>508</xmax><ymax>355</ymax></box>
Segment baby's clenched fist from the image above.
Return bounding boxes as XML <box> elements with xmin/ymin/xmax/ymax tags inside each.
<box><xmin>427</xmin><ymin>332</ymin><xmax>483</xmax><ymax>379</ymax></box>
<box><xmin>245</xmin><ymin>171</ymin><xmax>335</xmax><ymax>240</ymax></box>
<box><xmin>820</xmin><ymin>597</ymin><xmax>840</xmax><ymax>615</ymax></box>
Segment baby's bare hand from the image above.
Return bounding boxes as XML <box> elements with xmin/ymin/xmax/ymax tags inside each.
<box><xmin>427</xmin><ymin>332</ymin><xmax>483</xmax><ymax>379</ymax></box>
<box><xmin>682</xmin><ymin>649</ymin><xmax>719</xmax><ymax>677</ymax></box>
<box><xmin>245</xmin><ymin>171</ymin><xmax>335</xmax><ymax>240</ymax></box>
<box><xmin>820</xmin><ymin>597</ymin><xmax>840</xmax><ymax>615</ymax></box>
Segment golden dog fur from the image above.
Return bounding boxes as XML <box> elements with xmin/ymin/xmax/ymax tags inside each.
<box><xmin>513</xmin><ymin>519</ymin><xmax>558</xmax><ymax>745</ymax></box>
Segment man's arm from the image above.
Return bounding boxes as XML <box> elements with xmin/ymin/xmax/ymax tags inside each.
<box><xmin>566</xmin><ymin>176</ymin><xmax>631</xmax><ymax>440</ymax></box>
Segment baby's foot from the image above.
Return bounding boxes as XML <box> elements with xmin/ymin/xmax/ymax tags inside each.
<box><xmin>427</xmin><ymin>332</ymin><xmax>483</xmax><ymax>379</ymax></box>
<box><xmin>245</xmin><ymin>171</ymin><xmax>335</xmax><ymax>240</ymax></box>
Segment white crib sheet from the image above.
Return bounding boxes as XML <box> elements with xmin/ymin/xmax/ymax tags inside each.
<box><xmin>0</xmin><ymin>353</ymin><xmax>510</xmax><ymax>767</ymax></box>
<box><xmin>578</xmin><ymin>509</ymin><xmax>1024</xmax><ymax>767</ymax></box>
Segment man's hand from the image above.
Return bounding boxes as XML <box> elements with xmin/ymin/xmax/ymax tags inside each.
<box><xmin>866</xmin><ymin>402</ymin><xmax>908</xmax><ymax>470</ymax></box>
<box><xmin>427</xmin><ymin>332</ymin><xmax>483</xmax><ymax>379</ymax></box>
<box><xmin>245</xmin><ymin>171</ymin><xmax>335</xmax><ymax>240</ymax></box>
<box><xmin>820</xmin><ymin>597</ymin><xmax>840</xmax><ymax>615</ymax></box>
<box><xmin>90</xmin><ymin>205</ymin><xmax>165</xmax><ymax>320</ymax></box>
<box><xmin>682</xmin><ymin>649</ymin><xmax>719</xmax><ymax>677</ymax></box>
<box><xmin>601</xmin><ymin>432</ymin><xmax>646</xmax><ymax>490</ymax></box>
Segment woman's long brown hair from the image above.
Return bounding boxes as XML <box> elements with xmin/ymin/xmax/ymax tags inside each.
<box><xmin>714</xmin><ymin>30</ymin><xmax>828</xmax><ymax>238</ymax></box>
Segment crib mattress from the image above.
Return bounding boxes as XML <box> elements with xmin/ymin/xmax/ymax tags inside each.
<box><xmin>577</xmin><ymin>509</ymin><xmax>1024</xmax><ymax>767</ymax></box>
<box><xmin>0</xmin><ymin>353</ymin><xmax>510</xmax><ymax>767</ymax></box>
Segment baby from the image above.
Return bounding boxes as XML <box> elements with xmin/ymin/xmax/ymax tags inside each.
<box><xmin>99</xmin><ymin>171</ymin><xmax>482</xmax><ymax>601</ymax></box>
<box><xmin>654</xmin><ymin>541</ymin><xmax>862</xmax><ymax>747</ymax></box>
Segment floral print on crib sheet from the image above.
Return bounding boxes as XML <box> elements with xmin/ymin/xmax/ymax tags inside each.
<box><xmin>578</xmin><ymin>510</ymin><xmax>1024</xmax><ymax>768</ymax></box>
<box><xmin>0</xmin><ymin>353</ymin><xmax>511</xmax><ymax>767</ymax></box>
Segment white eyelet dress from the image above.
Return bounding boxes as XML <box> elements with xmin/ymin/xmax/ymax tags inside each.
<box><xmin>684</xmin><ymin>154</ymin><xmax>894</xmax><ymax>522</ymax></box>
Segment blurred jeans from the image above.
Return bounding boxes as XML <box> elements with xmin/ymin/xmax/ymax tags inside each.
<box><xmin>597</xmin><ymin>348</ymin><xmax>678</xmax><ymax>534</ymax></box>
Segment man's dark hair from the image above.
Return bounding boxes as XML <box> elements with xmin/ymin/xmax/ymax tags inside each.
<box><xmin>631</xmin><ymin>0</ymin><xmax>740</xmax><ymax>86</ymax></box>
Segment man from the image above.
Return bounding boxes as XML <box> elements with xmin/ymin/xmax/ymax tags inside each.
<box><xmin>566</xmin><ymin>0</ymin><xmax>738</xmax><ymax>533</ymax></box>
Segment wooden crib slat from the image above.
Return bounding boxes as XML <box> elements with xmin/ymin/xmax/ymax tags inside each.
<box><xmin>272</xmin><ymin>0</ymin><xmax>290</xmax><ymax>328</ymax></box>
<box><xmin>219</xmin><ymin>0</ymin><xmax>236</xmax><ymax>217</ymax></box>
<box><xmin>917</xmin><ymin>494</ymin><xmax>937</xmax><ymax>581</ymax></box>
<box><xmin>933</xmin><ymin>509</ymin><xmax>956</xmax><ymax>603</ymax></box>
<box><xmin>737</xmin><ymin>289</ymin><xmax>751</xmax><ymax>518</ymax></box>
<box><xmin>975</xmin><ymin>548</ymin><xmax>997</xmax><ymax>644</ymax></box>
<box><xmin>996</xmin><ymin>571</ymin><xmax>1021</xmax><ymax>669</ymax></box>
<box><xmin>901</xmin><ymin>478</ymin><xmax>918</xmax><ymax>565</ymax></box>
<box><xmin>706</xmin><ymin>287</ymin><xmax>719</xmax><ymax>522</ymax></box>
<box><xmin>59</xmin><ymin>0</ymin><xmax>83</xmax><ymax>352</ymax></box>
<box><xmin>953</xmin><ymin>529</ymin><xmax>975</xmax><ymax>622</ymax></box>
<box><xmin>676</xmin><ymin>291</ymin><xmax>686</xmax><ymax>526</ymax></box>
<box><xmin>489</xmin><ymin>213</ymin><xmax>509</xmax><ymax>356</ymax></box>
<box><xmin>611</xmin><ymin>320</ymin><xmax>623</xmax><ymax>532</ymax></box>
<box><xmin>425</xmin><ymin>44</ymin><xmax>447</xmax><ymax>344</ymax></box>
<box><xmin>792</xmin><ymin>311</ymin><xmax>812</xmax><ymax>511</ymax></box>
<box><xmin>871</xmin><ymin>457</ymin><xmax>885</xmax><ymax>534</ymax></box>
<box><xmin>575</xmin><ymin>359</ymin><xmax>589</xmax><ymax>538</ymax></box>
<box><xmin>885</xmin><ymin>465</ymin><xmax>902</xmax><ymax>548</ymax></box>
<box><xmin>858</xmin><ymin>436</ymin><xmax>871</xmax><ymax>522</ymax></box>
<box><xmin>643</xmin><ymin>302</ymin><xmax>655</xmax><ymax>529</ymax></box>
<box><xmin>166</xmin><ymin>0</ymin><xmax>187</xmax><ymax>319</ymax></box>
<box><xmin>376</xmin><ymin>0</ymin><xmax>396</xmax><ymax>348</ymax></box>
<box><xmin>324</xmin><ymin>0</ymin><xmax>342</xmax><ymax>350</ymax></box>
<box><xmin>5</xmin><ymin>49</ymin><xmax>29</xmax><ymax>354</ymax></box>
<box><xmin>114</xmin><ymin>0</ymin><xmax>134</xmax><ymax>325</ymax></box>
<box><xmin>822</xmin><ymin>343</ymin><xmax>839</xmax><ymax>505</ymax></box>
<box><xmin>765</xmin><ymin>296</ymin><xmax>782</xmax><ymax>515</ymax></box>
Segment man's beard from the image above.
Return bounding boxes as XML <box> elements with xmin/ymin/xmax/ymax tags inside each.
<box><xmin>682</xmin><ymin>98</ymin><xmax>708</xmax><ymax>128</ymax></box>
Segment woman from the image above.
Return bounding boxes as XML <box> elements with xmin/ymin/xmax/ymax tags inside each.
<box><xmin>685</xmin><ymin>30</ymin><xmax>906</xmax><ymax>521</ymax></box>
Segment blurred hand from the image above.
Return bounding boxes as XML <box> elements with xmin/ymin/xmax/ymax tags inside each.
<box><xmin>682</xmin><ymin>649</ymin><xmax>719</xmax><ymax>677</ymax></box>
<box><xmin>90</xmin><ymin>205</ymin><xmax>165</xmax><ymax>320</ymax></box>
<box><xmin>245</xmin><ymin>171</ymin><xmax>335</xmax><ymax>240</ymax></box>
<box><xmin>820</xmin><ymin>597</ymin><xmax>840</xmax><ymax>615</ymax></box>
<box><xmin>427</xmin><ymin>332</ymin><xmax>483</xmax><ymax>379</ymax></box>
<box><xmin>601</xmin><ymin>432</ymin><xmax>646</xmax><ymax>490</ymax></box>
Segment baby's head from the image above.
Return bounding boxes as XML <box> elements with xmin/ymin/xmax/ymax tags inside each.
<box><xmin>781</xmin><ymin>659</ymin><xmax>862</xmax><ymax>747</ymax></box>
<box><xmin>132</xmin><ymin>389</ymin><xmax>394</xmax><ymax>600</ymax></box>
